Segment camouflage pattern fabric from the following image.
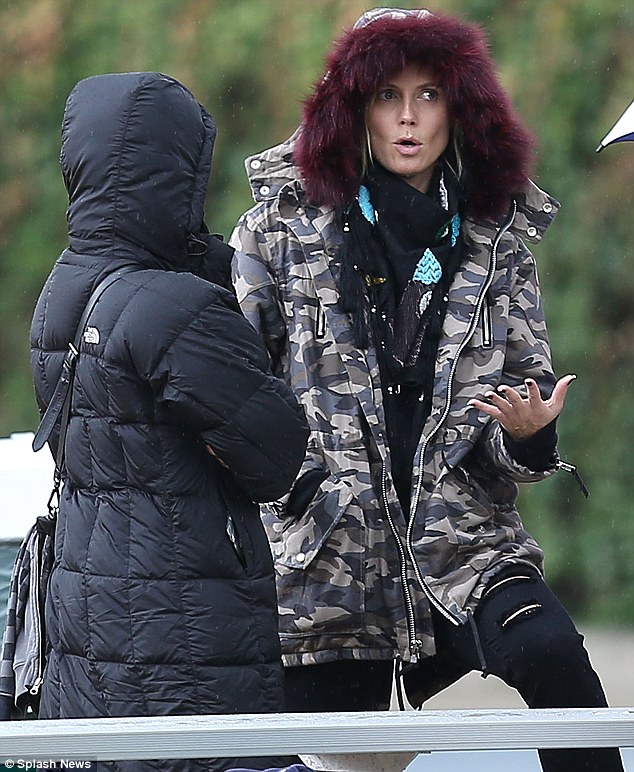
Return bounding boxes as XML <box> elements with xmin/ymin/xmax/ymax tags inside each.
<box><xmin>230</xmin><ymin>132</ymin><xmax>561</xmax><ymax>667</ymax></box>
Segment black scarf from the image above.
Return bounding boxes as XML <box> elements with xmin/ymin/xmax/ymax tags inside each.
<box><xmin>340</xmin><ymin>164</ymin><xmax>463</xmax><ymax>387</ymax></box>
<box><xmin>339</xmin><ymin>162</ymin><xmax>465</xmax><ymax>509</ymax></box>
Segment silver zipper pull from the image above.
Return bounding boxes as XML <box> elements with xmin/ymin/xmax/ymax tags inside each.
<box><xmin>226</xmin><ymin>513</ymin><xmax>247</xmax><ymax>569</ymax></box>
<box><xmin>29</xmin><ymin>676</ymin><xmax>44</xmax><ymax>696</ymax></box>
<box><xmin>409</xmin><ymin>638</ymin><xmax>424</xmax><ymax>664</ymax></box>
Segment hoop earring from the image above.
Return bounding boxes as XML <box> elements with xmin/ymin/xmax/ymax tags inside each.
<box><xmin>443</xmin><ymin>126</ymin><xmax>464</xmax><ymax>188</ymax></box>
<box><xmin>361</xmin><ymin>123</ymin><xmax>375</xmax><ymax>179</ymax></box>
<box><xmin>452</xmin><ymin>127</ymin><xmax>464</xmax><ymax>181</ymax></box>
<box><xmin>365</xmin><ymin>124</ymin><xmax>374</xmax><ymax>165</ymax></box>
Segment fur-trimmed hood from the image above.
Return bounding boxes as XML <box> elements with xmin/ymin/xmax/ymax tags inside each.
<box><xmin>295</xmin><ymin>8</ymin><xmax>535</xmax><ymax>220</ymax></box>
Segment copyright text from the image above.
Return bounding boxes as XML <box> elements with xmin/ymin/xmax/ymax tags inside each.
<box><xmin>3</xmin><ymin>762</ymin><xmax>93</xmax><ymax>770</ymax></box>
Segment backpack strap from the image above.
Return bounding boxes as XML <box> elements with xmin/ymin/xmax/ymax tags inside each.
<box><xmin>32</xmin><ymin>269</ymin><xmax>135</xmax><ymax>454</ymax></box>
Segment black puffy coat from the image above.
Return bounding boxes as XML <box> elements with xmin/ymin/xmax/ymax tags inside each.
<box><xmin>29</xmin><ymin>73</ymin><xmax>308</xmax><ymax>770</ymax></box>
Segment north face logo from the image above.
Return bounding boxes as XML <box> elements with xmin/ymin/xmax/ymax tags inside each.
<box><xmin>84</xmin><ymin>326</ymin><xmax>100</xmax><ymax>344</ymax></box>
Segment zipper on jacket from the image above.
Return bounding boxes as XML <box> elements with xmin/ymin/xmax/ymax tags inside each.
<box><xmin>29</xmin><ymin>675</ymin><xmax>43</xmax><ymax>697</ymax></box>
<box><xmin>226</xmin><ymin>512</ymin><xmax>248</xmax><ymax>570</ymax></box>
<box><xmin>29</xmin><ymin>538</ymin><xmax>45</xmax><ymax>699</ymax></box>
<box><xmin>380</xmin><ymin>464</ymin><xmax>423</xmax><ymax>662</ymax></box>
<box><xmin>481</xmin><ymin>296</ymin><xmax>493</xmax><ymax>348</ymax></box>
<box><xmin>406</xmin><ymin>202</ymin><xmax>518</xmax><ymax>625</ymax></box>
<box><xmin>315</xmin><ymin>301</ymin><xmax>327</xmax><ymax>339</ymax></box>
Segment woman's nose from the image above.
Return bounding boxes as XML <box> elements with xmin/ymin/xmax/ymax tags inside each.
<box><xmin>400</xmin><ymin>100</ymin><xmax>417</xmax><ymax>125</ymax></box>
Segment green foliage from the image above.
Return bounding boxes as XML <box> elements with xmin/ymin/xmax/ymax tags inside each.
<box><xmin>1</xmin><ymin>0</ymin><xmax>633</xmax><ymax>625</ymax></box>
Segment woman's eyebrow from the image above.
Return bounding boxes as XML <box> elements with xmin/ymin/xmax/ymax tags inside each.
<box><xmin>378</xmin><ymin>80</ymin><xmax>441</xmax><ymax>89</ymax></box>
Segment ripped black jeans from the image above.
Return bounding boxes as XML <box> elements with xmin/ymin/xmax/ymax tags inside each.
<box><xmin>284</xmin><ymin>566</ymin><xmax>624</xmax><ymax>772</ymax></box>
<box><xmin>430</xmin><ymin>565</ymin><xmax>625</xmax><ymax>772</ymax></box>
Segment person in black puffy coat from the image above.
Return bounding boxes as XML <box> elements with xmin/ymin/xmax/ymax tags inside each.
<box><xmin>29</xmin><ymin>72</ymin><xmax>309</xmax><ymax>771</ymax></box>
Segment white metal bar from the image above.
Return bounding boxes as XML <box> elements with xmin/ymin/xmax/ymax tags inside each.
<box><xmin>0</xmin><ymin>708</ymin><xmax>632</xmax><ymax>761</ymax></box>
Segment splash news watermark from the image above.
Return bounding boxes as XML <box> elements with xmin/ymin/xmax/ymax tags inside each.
<box><xmin>3</xmin><ymin>761</ymin><xmax>93</xmax><ymax>769</ymax></box>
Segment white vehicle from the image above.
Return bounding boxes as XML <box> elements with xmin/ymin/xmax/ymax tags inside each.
<box><xmin>0</xmin><ymin>432</ymin><xmax>54</xmax><ymax>542</ymax></box>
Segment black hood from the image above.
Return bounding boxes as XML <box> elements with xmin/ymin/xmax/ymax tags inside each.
<box><xmin>60</xmin><ymin>72</ymin><xmax>216</xmax><ymax>270</ymax></box>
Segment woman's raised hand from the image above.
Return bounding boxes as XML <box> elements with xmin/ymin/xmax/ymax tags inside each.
<box><xmin>469</xmin><ymin>375</ymin><xmax>576</xmax><ymax>441</ymax></box>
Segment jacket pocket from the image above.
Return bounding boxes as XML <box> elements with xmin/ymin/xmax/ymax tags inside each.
<box><xmin>272</xmin><ymin>479</ymin><xmax>366</xmax><ymax>639</ymax></box>
<box><xmin>285</xmin><ymin>468</ymin><xmax>330</xmax><ymax>520</ymax></box>
<box><xmin>275</xmin><ymin>476</ymin><xmax>355</xmax><ymax>569</ymax></box>
<box><xmin>448</xmin><ymin>461</ymin><xmax>494</xmax><ymax>515</ymax></box>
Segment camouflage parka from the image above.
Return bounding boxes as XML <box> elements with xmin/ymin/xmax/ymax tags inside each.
<box><xmin>230</xmin><ymin>132</ymin><xmax>562</xmax><ymax>669</ymax></box>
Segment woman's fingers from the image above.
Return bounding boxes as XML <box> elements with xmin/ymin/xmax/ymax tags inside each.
<box><xmin>524</xmin><ymin>377</ymin><xmax>542</xmax><ymax>406</ymax></box>
<box><xmin>495</xmin><ymin>384</ymin><xmax>523</xmax><ymax>410</ymax></box>
<box><xmin>547</xmin><ymin>374</ymin><xmax>576</xmax><ymax>413</ymax></box>
<box><xmin>469</xmin><ymin>375</ymin><xmax>577</xmax><ymax>440</ymax></box>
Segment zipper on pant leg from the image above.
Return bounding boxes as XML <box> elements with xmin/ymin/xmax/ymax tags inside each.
<box><xmin>500</xmin><ymin>603</ymin><xmax>542</xmax><ymax>628</ymax></box>
<box><xmin>482</xmin><ymin>573</ymin><xmax>533</xmax><ymax>599</ymax></box>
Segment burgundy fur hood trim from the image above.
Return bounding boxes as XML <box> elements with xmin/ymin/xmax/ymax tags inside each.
<box><xmin>295</xmin><ymin>10</ymin><xmax>535</xmax><ymax>220</ymax></box>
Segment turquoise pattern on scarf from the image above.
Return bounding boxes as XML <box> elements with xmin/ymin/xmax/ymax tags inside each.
<box><xmin>412</xmin><ymin>213</ymin><xmax>460</xmax><ymax>284</ymax></box>
<box><xmin>356</xmin><ymin>187</ymin><xmax>460</xmax><ymax>287</ymax></box>
<box><xmin>357</xmin><ymin>185</ymin><xmax>376</xmax><ymax>225</ymax></box>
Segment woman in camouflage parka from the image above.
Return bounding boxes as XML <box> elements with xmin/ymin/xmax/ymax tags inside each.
<box><xmin>231</xmin><ymin>9</ymin><xmax>623</xmax><ymax>772</ymax></box>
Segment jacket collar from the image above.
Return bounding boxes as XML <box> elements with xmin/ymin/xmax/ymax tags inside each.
<box><xmin>512</xmin><ymin>179</ymin><xmax>560</xmax><ymax>244</ymax></box>
<box><xmin>244</xmin><ymin>130</ymin><xmax>303</xmax><ymax>204</ymax></box>
<box><xmin>246</xmin><ymin>131</ymin><xmax>559</xmax><ymax>242</ymax></box>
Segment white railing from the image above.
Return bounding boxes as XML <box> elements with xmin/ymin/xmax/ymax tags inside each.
<box><xmin>0</xmin><ymin>708</ymin><xmax>632</xmax><ymax>768</ymax></box>
<box><xmin>1</xmin><ymin>435</ymin><xmax>632</xmax><ymax>769</ymax></box>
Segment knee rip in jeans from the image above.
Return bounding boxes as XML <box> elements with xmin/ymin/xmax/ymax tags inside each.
<box><xmin>482</xmin><ymin>572</ymin><xmax>535</xmax><ymax>600</ymax></box>
<box><xmin>499</xmin><ymin>600</ymin><xmax>543</xmax><ymax>630</ymax></box>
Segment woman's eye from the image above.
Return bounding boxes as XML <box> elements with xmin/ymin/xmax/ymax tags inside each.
<box><xmin>420</xmin><ymin>88</ymin><xmax>439</xmax><ymax>101</ymax></box>
<box><xmin>378</xmin><ymin>89</ymin><xmax>397</xmax><ymax>101</ymax></box>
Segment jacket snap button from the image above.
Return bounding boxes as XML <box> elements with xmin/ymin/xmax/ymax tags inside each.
<box><xmin>543</xmin><ymin>202</ymin><xmax>553</xmax><ymax>213</ymax></box>
<box><xmin>295</xmin><ymin>552</ymin><xmax>306</xmax><ymax>563</ymax></box>
<box><xmin>250</xmin><ymin>159</ymin><xmax>262</xmax><ymax>169</ymax></box>
<box><xmin>260</xmin><ymin>185</ymin><xmax>271</xmax><ymax>196</ymax></box>
<box><xmin>527</xmin><ymin>226</ymin><xmax>537</xmax><ymax>237</ymax></box>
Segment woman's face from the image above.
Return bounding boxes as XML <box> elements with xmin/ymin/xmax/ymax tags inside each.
<box><xmin>366</xmin><ymin>64</ymin><xmax>450</xmax><ymax>193</ymax></box>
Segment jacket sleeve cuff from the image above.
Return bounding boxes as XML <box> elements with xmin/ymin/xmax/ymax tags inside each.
<box><xmin>503</xmin><ymin>419</ymin><xmax>558</xmax><ymax>472</ymax></box>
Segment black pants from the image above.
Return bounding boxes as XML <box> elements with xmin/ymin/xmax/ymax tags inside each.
<box><xmin>284</xmin><ymin>568</ymin><xmax>624</xmax><ymax>772</ymax></box>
